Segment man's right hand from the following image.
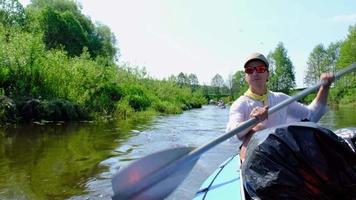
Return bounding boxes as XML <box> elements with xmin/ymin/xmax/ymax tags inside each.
<box><xmin>250</xmin><ymin>105</ymin><xmax>269</xmax><ymax>122</ymax></box>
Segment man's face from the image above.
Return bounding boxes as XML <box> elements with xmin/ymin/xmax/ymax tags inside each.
<box><xmin>244</xmin><ymin>60</ymin><xmax>269</xmax><ymax>89</ymax></box>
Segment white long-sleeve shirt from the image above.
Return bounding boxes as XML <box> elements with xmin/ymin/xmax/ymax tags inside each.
<box><xmin>226</xmin><ymin>91</ymin><xmax>327</xmax><ymax>141</ymax></box>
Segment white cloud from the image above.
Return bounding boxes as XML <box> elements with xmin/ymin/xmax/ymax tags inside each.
<box><xmin>332</xmin><ymin>13</ymin><xmax>356</xmax><ymax>22</ymax></box>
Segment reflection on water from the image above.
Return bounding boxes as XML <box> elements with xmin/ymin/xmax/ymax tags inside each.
<box><xmin>319</xmin><ymin>105</ymin><xmax>356</xmax><ymax>130</ymax></box>
<box><xmin>0</xmin><ymin>105</ymin><xmax>354</xmax><ymax>199</ymax></box>
<box><xmin>0</xmin><ymin>115</ymin><xmax>154</xmax><ymax>200</ymax></box>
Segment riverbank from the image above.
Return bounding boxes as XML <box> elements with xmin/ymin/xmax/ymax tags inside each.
<box><xmin>0</xmin><ymin>2</ymin><xmax>207</xmax><ymax>126</ymax></box>
<box><xmin>0</xmin><ymin>94</ymin><xmax>206</xmax><ymax>125</ymax></box>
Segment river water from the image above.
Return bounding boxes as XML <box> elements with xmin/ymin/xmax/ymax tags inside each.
<box><xmin>0</xmin><ymin>105</ymin><xmax>355</xmax><ymax>200</ymax></box>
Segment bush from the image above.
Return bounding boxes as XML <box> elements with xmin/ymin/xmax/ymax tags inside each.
<box><xmin>115</xmin><ymin>99</ymin><xmax>134</xmax><ymax>119</ymax></box>
<box><xmin>152</xmin><ymin>100</ymin><xmax>182</xmax><ymax>114</ymax></box>
<box><xmin>0</xmin><ymin>96</ymin><xmax>16</xmax><ymax>123</ymax></box>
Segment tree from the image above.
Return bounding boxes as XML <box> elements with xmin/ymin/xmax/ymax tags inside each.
<box><xmin>268</xmin><ymin>42</ymin><xmax>295</xmax><ymax>94</ymax></box>
<box><xmin>188</xmin><ymin>73</ymin><xmax>199</xmax><ymax>90</ymax></box>
<box><xmin>0</xmin><ymin>0</ymin><xmax>26</xmax><ymax>28</ymax></box>
<box><xmin>304</xmin><ymin>44</ymin><xmax>328</xmax><ymax>86</ymax></box>
<box><xmin>90</xmin><ymin>23</ymin><xmax>118</xmax><ymax>62</ymax></box>
<box><xmin>336</xmin><ymin>24</ymin><xmax>356</xmax><ymax>90</ymax></box>
<box><xmin>326</xmin><ymin>41</ymin><xmax>341</xmax><ymax>73</ymax></box>
<box><xmin>232</xmin><ymin>70</ymin><xmax>247</xmax><ymax>98</ymax></box>
<box><xmin>177</xmin><ymin>72</ymin><xmax>189</xmax><ymax>87</ymax></box>
<box><xmin>28</xmin><ymin>0</ymin><xmax>117</xmax><ymax>60</ymax></box>
<box><xmin>227</xmin><ymin>73</ymin><xmax>234</xmax><ymax>98</ymax></box>
<box><xmin>211</xmin><ymin>73</ymin><xmax>224</xmax><ymax>96</ymax></box>
<box><xmin>168</xmin><ymin>75</ymin><xmax>177</xmax><ymax>83</ymax></box>
<box><xmin>304</xmin><ymin>42</ymin><xmax>341</xmax><ymax>87</ymax></box>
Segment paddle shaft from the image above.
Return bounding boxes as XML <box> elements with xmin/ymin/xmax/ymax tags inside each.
<box><xmin>115</xmin><ymin>63</ymin><xmax>356</xmax><ymax>199</ymax></box>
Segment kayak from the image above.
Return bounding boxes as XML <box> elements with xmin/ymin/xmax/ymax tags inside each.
<box><xmin>194</xmin><ymin>124</ymin><xmax>356</xmax><ymax>200</ymax></box>
<box><xmin>193</xmin><ymin>154</ymin><xmax>245</xmax><ymax>200</ymax></box>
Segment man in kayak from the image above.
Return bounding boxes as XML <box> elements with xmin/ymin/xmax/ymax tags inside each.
<box><xmin>226</xmin><ymin>52</ymin><xmax>335</xmax><ymax>161</ymax></box>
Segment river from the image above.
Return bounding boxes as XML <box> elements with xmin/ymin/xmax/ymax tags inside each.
<box><xmin>0</xmin><ymin>105</ymin><xmax>355</xmax><ymax>200</ymax></box>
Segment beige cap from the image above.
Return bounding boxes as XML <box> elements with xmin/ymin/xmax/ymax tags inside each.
<box><xmin>243</xmin><ymin>52</ymin><xmax>269</xmax><ymax>68</ymax></box>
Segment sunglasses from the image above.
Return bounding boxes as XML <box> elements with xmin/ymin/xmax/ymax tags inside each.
<box><xmin>245</xmin><ymin>65</ymin><xmax>267</xmax><ymax>74</ymax></box>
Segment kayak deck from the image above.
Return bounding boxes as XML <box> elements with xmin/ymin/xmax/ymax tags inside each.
<box><xmin>194</xmin><ymin>154</ymin><xmax>243</xmax><ymax>200</ymax></box>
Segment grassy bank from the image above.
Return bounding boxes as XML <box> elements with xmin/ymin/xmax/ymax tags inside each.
<box><xmin>0</xmin><ymin>26</ymin><xmax>206</xmax><ymax>125</ymax></box>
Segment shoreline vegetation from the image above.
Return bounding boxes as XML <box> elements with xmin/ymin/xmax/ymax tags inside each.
<box><xmin>0</xmin><ymin>0</ymin><xmax>207</xmax><ymax>125</ymax></box>
<box><xmin>1</xmin><ymin>0</ymin><xmax>355</xmax><ymax>125</ymax></box>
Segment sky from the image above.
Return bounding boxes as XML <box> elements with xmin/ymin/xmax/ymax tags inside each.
<box><xmin>19</xmin><ymin>0</ymin><xmax>356</xmax><ymax>87</ymax></box>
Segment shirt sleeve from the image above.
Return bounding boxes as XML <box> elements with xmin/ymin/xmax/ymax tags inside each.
<box><xmin>226</xmin><ymin>98</ymin><xmax>250</xmax><ymax>140</ymax></box>
<box><xmin>281</xmin><ymin>93</ymin><xmax>327</xmax><ymax>122</ymax></box>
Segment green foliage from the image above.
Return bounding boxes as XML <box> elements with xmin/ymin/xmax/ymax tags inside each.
<box><xmin>268</xmin><ymin>42</ymin><xmax>296</xmax><ymax>94</ymax></box>
<box><xmin>40</xmin><ymin>8</ymin><xmax>88</xmax><ymax>56</ymax></box>
<box><xmin>232</xmin><ymin>70</ymin><xmax>248</xmax><ymax>99</ymax></box>
<box><xmin>0</xmin><ymin>0</ymin><xmax>26</xmax><ymax>28</ymax></box>
<box><xmin>0</xmin><ymin>0</ymin><xmax>207</xmax><ymax>124</ymax></box>
<box><xmin>151</xmin><ymin>100</ymin><xmax>181</xmax><ymax>114</ymax></box>
<box><xmin>115</xmin><ymin>98</ymin><xmax>134</xmax><ymax>119</ymax></box>
<box><xmin>27</xmin><ymin>0</ymin><xmax>117</xmax><ymax>61</ymax></box>
<box><xmin>211</xmin><ymin>73</ymin><xmax>225</xmax><ymax>96</ymax></box>
<box><xmin>336</xmin><ymin>24</ymin><xmax>356</xmax><ymax>89</ymax></box>
<box><xmin>304</xmin><ymin>42</ymin><xmax>341</xmax><ymax>86</ymax></box>
<box><xmin>325</xmin><ymin>23</ymin><xmax>356</xmax><ymax>105</ymax></box>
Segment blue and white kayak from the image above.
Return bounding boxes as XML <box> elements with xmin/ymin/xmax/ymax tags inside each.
<box><xmin>193</xmin><ymin>154</ymin><xmax>245</xmax><ymax>200</ymax></box>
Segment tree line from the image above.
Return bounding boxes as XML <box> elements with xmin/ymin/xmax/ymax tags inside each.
<box><xmin>190</xmin><ymin>26</ymin><xmax>356</xmax><ymax>105</ymax></box>
<box><xmin>0</xmin><ymin>0</ymin><xmax>354</xmax><ymax>124</ymax></box>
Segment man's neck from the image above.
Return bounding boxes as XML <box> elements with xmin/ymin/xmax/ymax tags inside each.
<box><xmin>250</xmin><ymin>87</ymin><xmax>267</xmax><ymax>96</ymax></box>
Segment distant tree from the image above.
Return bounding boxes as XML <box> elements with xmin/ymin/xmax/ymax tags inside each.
<box><xmin>90</xmin><ymin>23</ymin><xmax>118</xmax><ymax>62</ymax></box>
<box><xmin>168</xmin><ymin>75</ymin><xmax>177</xmax><ymax>83</ymax></box>
<box><xmin>188</xmin><ymin>73</ymin><xmax>199</xmax><ymax>90</ymax></box>
<box><xmin>336</xmin><ymin>24</ymin><xmax>356</xmax><ymax>89</ymax></box>
<box><xmin>304</xmin><ymin>44</ymin><xmax>329</xmax><ymax>86</ymax></box>
<box><xmin>0</xmin><ymin>0</ymin><xmax>26</xmax><ymax>28</ymax></box>
<box><xmin>28</xmin><ymin>0</ymin><xmax>117</xmax><ymax>60</ymax></box>
<box><xmin>232</xmin><ymin>70</ymin><xmax>247</xmax><ymax>98</ymax></box>
<box><xmin>227</xmin><ymin>73</ymin><xmax>234</xmax><ymax>97</ymax></box>
<box><xmin>177</xmin><ymin>72</ymin><xmax>189</xmax><ymax>87</ymax></box>
<box><xmin>211</xmin><ymin>73</ymin><xmax>224</xmax><ymax>96</ymax></box>
<box><xmin>304</xmin><ymin>42</ymin><xmax>341</xmax><ymax>87</ymax></box>
<box><xmin>188</xmin><ymin>73</ymin><xmax>199</xmax><ymax>85</ymax></box>
<box><xmin>30</xmin><ymin>0</ymin><xmax>80</xmax><ymax>14</ymax></box>
<box><xmin>268</xmin><ymin>42</ymin><xmax>295</xmax><ymax>93</ymax></box>
<box><xmin>326</xmin><ymin>41</ymin><xmax>341</xmax><ymax>73</ymax></box>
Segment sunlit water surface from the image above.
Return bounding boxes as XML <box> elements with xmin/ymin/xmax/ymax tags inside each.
<box><xmin>0</xmin><ymin>105</ymin><xmax>354</xmax><ymax>200</ymax></box>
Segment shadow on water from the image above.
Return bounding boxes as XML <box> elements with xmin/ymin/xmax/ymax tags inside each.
<box><xmin>0</xmin><ymin>114</ymin><xmax>154</xmax><ymax>200</ymax></box>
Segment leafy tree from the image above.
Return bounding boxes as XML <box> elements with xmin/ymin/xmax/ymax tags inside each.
<box><xmin>326</xmin><ymin>41</ymin><xmax>341</xmax><ymax>72</ymax></box>
<box><xmin>268</xmin><ymin>42</ymin><xmax>295</xmax><ymax>94</ymax></box>
<box><xmin>30</xmin><ymin>0</ymin><xmax>80</xmax><ymax>14</ymax></box>
<box><xmin>334</xmin><ymin>24</ymin><xmax>356</xmax><ymax>104</ymax></box>
<box><xmin>304</xmin><ymin>44</ymin><xmax>329</xmax><ymax>86</ymax></box>
<box><xmin>232</xmin><ymin>70</ymin><xmax>247</xmax><ymax>98</ymax></box>
<box><xmin>304</xmin><ymin>42</ymin><xmax>342</xmax><ymax>86</ymax></box>
<box><xmin>211</xmin><ymin>73</ymin><xmax>224</xmax><ymax>96</ymax></box>
<box><xmin>188</xmin><ymin>73</ymin><xmax>199</xmax><ymax>85</ymax></box>
<box><xmin>227</xmin><ymin>73</ymin><xmax>234</xmax><ymax>97</ymax></box>
<box><xmin>0</xmin><ymin>0</ymin><xmax>26</xmax><ymax>28</ymax></box>
<box><xmin>27</xmin><ymin>0</ymin><xmax>117</xmax><ymax>60</ymax></box>
<box><xmin>168</xmin><ymin>75</ymin><xmax>177</xmax><ymax>83</ymax></box>
<box><xmin>90</xmin><ymin>23</ymin><xmax>118</xmax><ymax>62</ymax></box>
<box><xmin>188</xmin><ymin>73</ymin><xmax>199</xmax><ymax>90</ymax></box>
<box><xmin>40</xmin><ymin>8</ymin><xmax>88</xmax><ymax>56</ymax></box>
<box><xmin>177</xmin><ymin>72</ymin><xmax>189</xmax><ymax>86</ymax></box>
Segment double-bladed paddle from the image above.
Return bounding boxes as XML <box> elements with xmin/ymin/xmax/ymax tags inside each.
<box><xmin>112</xmin><ymin>63</ymin><xmax>356</xmax><ymax>200</ymax></box>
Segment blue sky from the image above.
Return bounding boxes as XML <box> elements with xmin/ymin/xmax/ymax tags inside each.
<box><xmin>20</xmin><ymin>0</ymin><xmax>356</xmax><ymax>87</ymax></box>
